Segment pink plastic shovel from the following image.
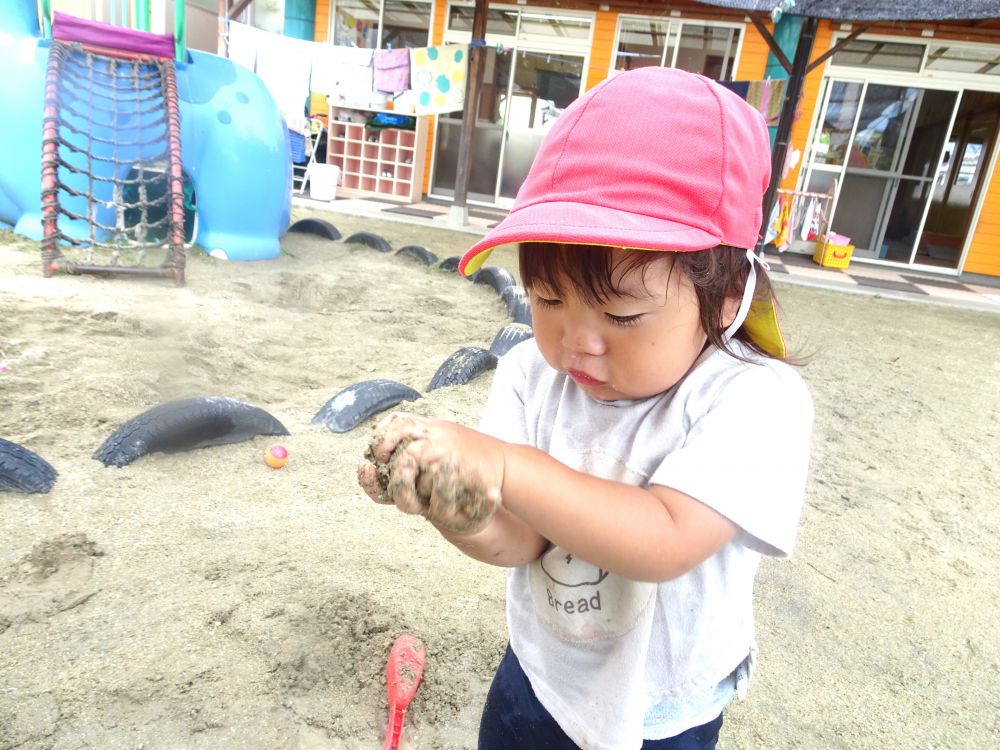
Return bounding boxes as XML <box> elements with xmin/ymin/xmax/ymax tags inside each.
<box><xmin>383</xmin><ymin>633</ymin><xmax>426</xmax><ymax>750</ymax></box>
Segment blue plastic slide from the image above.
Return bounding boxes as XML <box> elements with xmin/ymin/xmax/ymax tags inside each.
<box><xmin>0</xmin><ymin>0</ymin><xmax>291</xmax><ymax>261</ymax></box>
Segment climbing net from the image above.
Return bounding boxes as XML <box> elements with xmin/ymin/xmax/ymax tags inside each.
<box><xmin>41</xmin><ymin>40</ymin><xmax>186</xmax><ymax>285</ymax></box>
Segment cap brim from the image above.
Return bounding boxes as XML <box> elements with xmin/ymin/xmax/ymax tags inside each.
<box><xmin>458</xmin><ymin>200</ymin><xmax>725</xmax><ymax>276</ymax></box>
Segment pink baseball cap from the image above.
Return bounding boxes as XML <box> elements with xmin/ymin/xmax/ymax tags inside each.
<box><xmin>459</xmin><ymin>67</ymin><xmax>786</xmax><ymax>358</ymax></box>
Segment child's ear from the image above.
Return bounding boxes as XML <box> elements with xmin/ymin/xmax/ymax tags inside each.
<box><xmin>720</xmin><ymin>295</ymin><xmax>741</xmax><ymax>329</ymax></box>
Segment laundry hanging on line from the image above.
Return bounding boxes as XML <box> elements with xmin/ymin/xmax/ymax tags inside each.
<box><xmin>374</xmin><ymin>48</ymin><xmax>411</xmax><ymax>94</ymax></box>
<box><xmin>313</xmin><ymin>45</ymin><xmax>375</xmax><ymax>109</ymax></box>
<box><xmin>717</xmin><ymin>78</ymin><xmax>788</xmax><ymax>127</ymax></box>
<box><xmin>409</xmin><ymin>44</ymin><xmax>469</xmax><ymax>115</ymax></box>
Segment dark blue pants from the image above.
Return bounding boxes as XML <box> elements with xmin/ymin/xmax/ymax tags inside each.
<box><xmin>479</xmin><ymin>645</ymin><xmax>723</xmax><ymax>750</ymax></box>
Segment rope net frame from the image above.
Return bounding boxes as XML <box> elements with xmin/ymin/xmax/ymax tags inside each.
<box><xmin>41</xmin><ymin>40</ymin><xmax>186</xmax><ymax>285</ymax></box>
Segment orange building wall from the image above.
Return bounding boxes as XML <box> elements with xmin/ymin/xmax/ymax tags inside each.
<box><xmin>421</xmin><ymin>0</ymin><xmax>448</xmax><ymax>194</ymax></box>
<box><xmin>314</xmin><ymin>0</ymin><xmax>329</xmax><ymax>41</ymax></box>
<box><xmin>780</xmin><ymin>22</ymin><xmax>833</xmax><ymax>191</ymax></box>
<box><xmin>963</xmin><ymin>172</ymin><xmax>1000</xmax><ymax>276</ymax></box>
<box><xmin>737</xmin><ymin>22</ymin><xmax>771</xmax><ymax>80</ymax></box>
<box><xmin>310</xmin><ymin>0</ymin><xmax>331</xmax><ymax>116</ymax></box>
<box><xmin>585</xmin><ymin>11</ymin><xmax>617</xmax><ymax>90</ymax></box>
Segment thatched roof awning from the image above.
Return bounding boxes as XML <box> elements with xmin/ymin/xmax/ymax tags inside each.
<box><xmin>692</xmin><ymin>1</ymin><xmax>1000</xmax><ymax>22</ymax></box>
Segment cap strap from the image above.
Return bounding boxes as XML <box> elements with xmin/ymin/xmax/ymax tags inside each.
<box><xmin>722</xmin><ymin>248</ymin><xmax>769</xmax><ymax>345</ymax></box>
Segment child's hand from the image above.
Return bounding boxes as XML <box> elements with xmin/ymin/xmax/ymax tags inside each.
<box><xmin>357</xmin><ymin>412</ymin><xmax>503</xmax><ymax>535</ymax></box>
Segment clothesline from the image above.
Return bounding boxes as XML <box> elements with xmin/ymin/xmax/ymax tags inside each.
<box><xmin>776</xmin><ymin>187</ymin><xmax>833</xmax><ymax>200</ymax></box>
<box><xmin>223</xmin><ymin>20</ymin><xmax>792</xmax><ymax>86</ymax></box>
<box><xmin>226</xmin><ymin>21</ymin><xmax>470</xmax><ymax>117</ymax></box>
<box><xmin>767</xmin><ymin>182</ymin><xmax>837</xmax><ymax>251</ymax></box>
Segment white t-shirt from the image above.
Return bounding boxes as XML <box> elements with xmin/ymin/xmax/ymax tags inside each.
<box><xmin>478</xmin><ymin>339</ymin><xmax>813</xmax><ymax>750</ymax></box>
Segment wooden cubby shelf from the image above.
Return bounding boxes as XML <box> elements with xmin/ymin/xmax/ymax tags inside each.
<box><xmin>326</xmin><ymin>106</ymin><xmax>428</xmax><ymax>203</ymax></box>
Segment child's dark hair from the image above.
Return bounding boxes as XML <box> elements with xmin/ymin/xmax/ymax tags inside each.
<box><xmin>518</xmin><ymin>242</ymin><xmax>780</xmax><ymax>362</ymax></box>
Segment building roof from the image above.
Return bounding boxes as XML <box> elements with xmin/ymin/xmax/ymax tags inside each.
<box><xmin>692</xmin><ymin>1</ymin><xmax>1000</xmax><ymax>21</ymax></box>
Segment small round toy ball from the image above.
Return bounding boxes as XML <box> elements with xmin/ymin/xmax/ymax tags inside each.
<box><xmin>265</xmin><ymin>444</ymin><xmax>288</xmax><ymax>469</ymax></box>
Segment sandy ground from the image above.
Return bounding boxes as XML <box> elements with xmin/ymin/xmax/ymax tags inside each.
<box><xmin>1</xmin><ymin>212</ymin><xmax>998</xmax><ymax>750</ymax></box>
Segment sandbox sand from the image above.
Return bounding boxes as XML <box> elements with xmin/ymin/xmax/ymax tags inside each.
<box><xmin>1</xmin><ymin>212</ymin><xmax>997</xmax><ymax>749</ymax></box>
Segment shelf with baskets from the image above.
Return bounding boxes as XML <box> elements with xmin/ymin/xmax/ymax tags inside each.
<box><xmin>325</xmin><ymin>107</ymin><xmax>427</xmax><ymax>202</ymax></box>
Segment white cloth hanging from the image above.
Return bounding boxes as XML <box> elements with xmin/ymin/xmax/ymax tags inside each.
<box><xmin>312</xmin><ymin>45</ymin><xmax>375</xmax><ymax>108</ymax></box>
<box><xmin>255</xmin><ymin>31</ymin><xmax>315</xmax><ymax>119</ymax></box>
<box><xmin>799</xmin><ymin>198</ymin><xmax>818</xmax><ymax>242</ymax></box>
<box><xmin>227</xmin><ymin>21</ymin><xmax>261</xmax><ymax>72</ymax></box>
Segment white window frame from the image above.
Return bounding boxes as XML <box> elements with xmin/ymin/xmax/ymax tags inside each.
<box><xmin>825</xmin><ymin>32</ymin><xmax>1000</xmax><ymax>92</ymax></box>
<box><xmin>609</xmin><ymin>14</ymin><xmax>746</xmax><ymax>80</ymax></box>
<box><xmin>795</xmin><ymin>32</ymin><xmax>1000</xmax><ymax>274</ymax></box>
<box><xmin>443</xmin><ymin>2</ymin><xmax>595</xmax><ymax>55</ymax></box>
<box><xmin>326</xmin><ymin>0</ymin><xmax>436</xmax><ymax>50</ymax></box>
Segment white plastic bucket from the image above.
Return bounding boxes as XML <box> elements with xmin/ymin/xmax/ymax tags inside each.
<box><xmin>309</xmin><ymin>163</ymin><xmax>340</xmax><ymax>201</ymax></box>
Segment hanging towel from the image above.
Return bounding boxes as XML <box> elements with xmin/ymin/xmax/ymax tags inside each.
<box><xmin>255</xmin><ymin>31</ymin><xmax>315</xmax><ymax>119</ymax></box>
<box><xmin>800</xmin><ymin>198</ymin><xmax>818</xmax><ymax>242</ymax></box>
<box><xmin>409</xmin><ymin>44</ymin><xmax>469</xmax><ymax>115</ymax></box>
<box><xmin>227</xmin><ymin>21</ymin><xmax>261</xmax><ymax>72</ymax></box>
<box><xmin>746</xmin><ymin>79</ymin><xmax>788</xmax><ymax>126</ymax></box>
<box><xmin>312</xmin><ymin>45</ymin><xmax>375</xmax><ymax>108</ymax></box>
<box><xmin>374</xmin><ymin>48</ymin><xmax>411</xmax><ymax>94</ymax></box>
<box><xmin>764</xmin><ymin>196</ymin><xmax>782</xmax><ymax>245</ymax></box>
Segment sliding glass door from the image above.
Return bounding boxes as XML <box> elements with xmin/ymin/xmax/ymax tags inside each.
<box><xmin>430</xmin><ymin>4</ymin><xmax>591</xmax><ymax>206</ymax></box>
<box><xmin>497</xmin><ymin>50</ymin><xmax>585</xmax><ymax>204</ymax></box>
<box><xmin>804</xmin><ymin>77</ymin><xmax>1000</xmax><ymax>271</ymax></box>
<box><xmin>808</xmin><ymin>80</ymin><xmax>959</xmax><ymax>264</ymax></box>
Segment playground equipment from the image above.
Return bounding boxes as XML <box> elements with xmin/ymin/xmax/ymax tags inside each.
<box><xmin>0</xmin><ymin>0</ymin><xmax>291</xmax><ymax>277</ymax></box>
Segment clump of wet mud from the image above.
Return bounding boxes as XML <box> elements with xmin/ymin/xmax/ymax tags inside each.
<box><xmin>365</xmin><ymin>434</ymin><xmax>415</xmax><ymax>505</ymax></box>
<box><xmin>365</xmin><ymin>433</ymin><xmax>497</xmax><ymax>534</ymax></box>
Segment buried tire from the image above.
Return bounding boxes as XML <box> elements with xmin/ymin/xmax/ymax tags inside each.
<box><xmin>396</xmin><ymin>245</ymin><xmax>439</xmax><ymax>266</ymax></box>
<box><xmin>313</xmin><ymin>379</ymin><xmax>422</xmax><ymax>433</ymax></box>
<box><xmin>437</xmin><ymin>256</ymin><xmax>461</xmax><ymax>272</ymax></box>
<box><xmin>344</xmin><ymin>232</ymin><xmax>392</xmax><ymax>253</ymax></box>
<box><xmin>288</xmin><ymin>218</ymin><xmax>342</xmax><ymax>240</ymax></box>
<box><xmin>427</xmin><ymin>347</ymin><xmax>499</xmax><ymax>392</ymax></box>
<box><xmin>93</xmin><ymin>397</ymin><xmax>289</xmax><ymax>468</ymax></box>
<box><xmin>0</xmin><ymin>438</ymin><xmax>58</xmax><ymax>494</ymax></box>
<box><xmin>501</xmin><ymin>286</ymin><xmax>532</xmax><ymax>326</ymax></box>
<box><xmin>471</xmin><ymin>266</ymin><xmax>516</xmax><ymax>296</ymax></box>
<box><xmin>489</xmin><ymin>323</ymin><xmax>534</xmax><ymax>357</ymax></box>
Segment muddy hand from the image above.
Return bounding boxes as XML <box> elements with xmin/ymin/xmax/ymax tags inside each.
<box><xmin>398</xmin><ymin>439</ymin><xmax>502</xmax><ymax>535</ymax></box>
<box><xmin>358</xmin><ymin>412</ymin><xmax>429</xmax><ymax>504</ymax></box>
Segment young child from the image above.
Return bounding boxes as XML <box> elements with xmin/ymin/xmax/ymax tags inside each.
<box><xmin>358</xmin><ymin>67</ymin><xmax>813</xmax><ymax>750</ymax></box>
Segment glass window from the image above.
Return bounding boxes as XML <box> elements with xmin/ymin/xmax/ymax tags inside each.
<box><xmin>813</xmin><ymin>81</ymin><xmax>863</xmax><ymax>167</ymax></box>
<box><xmin>850</xmin><ymin>84</ymin><xmax>919</xmax><ymax>172</ymax></box>
<box><xmin>675</xmin><ymin>23</ymin><xmax>739</xmax><ymax>79</ymax></box>
<box><xmin>956</xmin><ymin>141</ymin><xmax>984</xmax><ymax>185</ymax></box>
<box><xmin>333</xmin><ymin>0</ymin><xmax>380</xmax><ymax>47</ymax></box>
<box><xmin>925</xmin><ymin>45</ymin><xmax>1000</xmax><ymax>76</ymax></box>
<box><xmin>447</xmin><ymin>6</ymin><xmax>519</xmax><ymax>37</ymax></box>
<box><xmin>612</xmin><ymin>18</ymin><xmax>740</xmax><ymax>80</ymax></box>
<box><xmin>381</xmin><ymin>0</ymin><xmax>432</xmax><ymax>48</ymax></box>
<box><xmin>830</xmin><ymin>40</ymin><xmax>924</xmax><ymax>73</ymax></box>
<box><xmin>333</xmin><ymin>0</ymin><xmax>432</xmax><ymax>49</ymax></box>
<box><xmin>614</xmin><ymin>18</ymin><xmax>671</xmax><ymax>72</ymax></box>
<box><xmin>517</xmin><ymin>13</ymin><xmax>591</xmax><ymax>44</ymax></box>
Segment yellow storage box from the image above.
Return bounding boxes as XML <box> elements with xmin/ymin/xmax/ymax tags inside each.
<box><xmin>813</xmin><ymin>234</ymin><xmax>854</xmax><ymax>269</ymax></box>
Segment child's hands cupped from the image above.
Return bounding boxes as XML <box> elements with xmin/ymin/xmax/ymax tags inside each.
<box><xmin>357</xmin><ymin>412</ymin><xmax>503</xmax><ymax>535</ymax></box>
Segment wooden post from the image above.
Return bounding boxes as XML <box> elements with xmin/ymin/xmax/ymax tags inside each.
<box><xmin>449</xmin><ymin>0</ymin><xmax>488</xmax><ymax>226</ymax></box>
<box><xmin>757</xmin><ymin>15</ymin><xmax>818</xmax><ymax>252</ymax></box>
